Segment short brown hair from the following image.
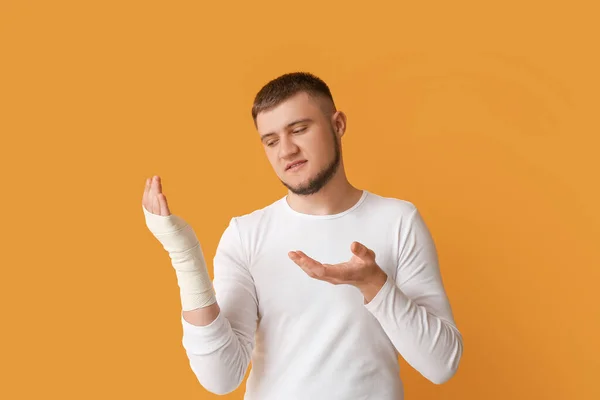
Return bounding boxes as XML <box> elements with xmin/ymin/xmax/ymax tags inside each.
<box><xmin>251</xmin><ymin>72</ymin><xmax>336</xmax><ymax>123</ymax></box>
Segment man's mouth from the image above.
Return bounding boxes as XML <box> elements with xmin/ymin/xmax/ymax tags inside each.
<box><xmin>286</xmin><ymin>160</ymin><xmax>307</xmax><ymax>171</ymax></box>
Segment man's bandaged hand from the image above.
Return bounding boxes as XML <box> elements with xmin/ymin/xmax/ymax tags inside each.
<box><xmin>142</xmin><ymin>176</ymin><xmax>216</xmax><ymax>310</ymax></box>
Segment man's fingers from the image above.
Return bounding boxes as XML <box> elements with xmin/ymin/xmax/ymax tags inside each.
<box><xmin>290</xmin><ymin>253</ymin><xmax>354</xmax><ymax>283</ymax></box>
<box><xmin>288</xmin><ymin>252</ymin><xmax>358</xmax><ymax>284</ymax></box>
<box><xmin>150</xmin><ymin>176</ymin><xmax>159</xmax><ymax>195</ymax></box>
<box><xmin>289</xmin><ymin>244</ymin><xmax>377</xmax><ymax>286</ymax></box>
<box><xmin>142</xmin><ymin>176</ymin><xmax>171</xmax><ymax>216</ymax></box>
<box><xmin>293</xmin><ymin>251</ymin><xmax>319</xmax><ymax>267</ymax></box>
<box><xmin>152</xmin><ymin>194</ymin><xmax>160</xmax><ymax>215</ymax></box>
<box><xmin>142</xmin><ymin>177</ymin><xmax>154</xmax><ymax>211</ymax></box>
<box><xmin>289</xmin><ymin>251</ymin><xmax>326</xmax><ymax>278</ymax></box>
<box><xmin>156</xmin><ymin>176</ymin><xmax>162</xmax><ymax>193</ymax></box>
<box><xmin>153</xmin><ymin>176</ymin><xmax>168</xmax><ymax>215</ymax></box>
<box><xmin>159</xmin><ymin>193</ymin><xmax>171</xmax><ymax>216</ymax></box>
<box><xmin>148</xmin><ymin>177</ymin><xmax>155</xmax><ymax>200</ymax></box>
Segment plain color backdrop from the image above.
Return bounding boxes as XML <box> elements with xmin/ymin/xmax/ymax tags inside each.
<box><xmin>1</xmin><ymin>1</ymin><xmax>598</xmax><ymax>399</ymax></box>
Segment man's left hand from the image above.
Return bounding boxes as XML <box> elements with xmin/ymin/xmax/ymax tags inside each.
<box><xmin>288</xmin><ymin>241</ymin><xmax>388</xmax><ymax>303</ymax></box>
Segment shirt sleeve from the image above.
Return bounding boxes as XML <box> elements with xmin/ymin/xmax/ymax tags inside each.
<box><xmin>180</xmin><ymin>217</ymin><xmax>258</xmax><ymax>395</ymax></box>
<box><xmin>364</xmin><ymin>206</ymin><xmax>463</xmax><ymax>384</ymax></box>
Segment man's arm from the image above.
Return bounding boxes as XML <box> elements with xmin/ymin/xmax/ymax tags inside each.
<box><xmin>286</xmin><ymin>200</ymin><xmax>463</xmax><ymax>385</ymax></box>
<box><xmin>181</xmin><ymin>217</ymin><xmax>258</xmax><ymax>395</ymax></box>
<box><xmin>182</xmin><ymin>303</ymin><xmax>221</xmax><ymax>326</ymax></box>
<box><xmin>363</xmin><ymin>206</ymin><xmax>463</xmax><ymax>385</ymax></box>
<box><xmin>143</xmin><ymin>207</ymin><xmax>258</xmax><ymax>395</ymax></box>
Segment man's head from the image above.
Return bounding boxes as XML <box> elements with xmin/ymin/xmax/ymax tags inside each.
<box><xmin>252</xmin><ymin>72</ymin><xmax>347</xmax><ymax>196</ymax></box>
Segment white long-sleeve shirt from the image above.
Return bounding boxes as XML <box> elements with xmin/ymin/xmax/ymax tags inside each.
<box><xmin>164</xmin><ymin>190</ymin><xmax>462</xmax><ymax>399</ymax></box>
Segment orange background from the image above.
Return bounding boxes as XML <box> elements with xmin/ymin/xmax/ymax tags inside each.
<box><xmin>1</xmin><ymin>1</ymin><xmax>598</xmax><ymax>399</ymax></box>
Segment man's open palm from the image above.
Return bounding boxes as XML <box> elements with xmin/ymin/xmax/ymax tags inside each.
<box><xmin>288</xmin><ymin>241</ymin><xmax>380</xmax><ymax>286</ymax></box>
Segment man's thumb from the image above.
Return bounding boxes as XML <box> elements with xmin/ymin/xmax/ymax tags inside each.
<box><xmin>351</xmin><ymin>241</ymin><xmax>371</xmax><ymax>259</ymax></box>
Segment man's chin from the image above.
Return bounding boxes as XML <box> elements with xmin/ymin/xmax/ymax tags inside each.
<box><xmin>280</xmin><ymin>179</ymin><xmax>319</xmax><ymax>196</ymax></box>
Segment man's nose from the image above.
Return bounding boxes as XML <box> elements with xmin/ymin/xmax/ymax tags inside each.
<box><xmin>278</xmin><ymin>136</ymin><xmax>299</xmax><ymax>159</ymax></box>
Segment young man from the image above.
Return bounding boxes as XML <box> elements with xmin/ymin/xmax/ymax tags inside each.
<box><xmin>142</xmin><ymin>72</ymin><xmax>463</xmax><ymax>399</ymax></box>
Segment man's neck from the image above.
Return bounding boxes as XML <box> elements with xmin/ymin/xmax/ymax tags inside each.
<box><xmin>285</xmin><ymin>173</ymin><xmax>363</xmax><ymax>216</ymax></box>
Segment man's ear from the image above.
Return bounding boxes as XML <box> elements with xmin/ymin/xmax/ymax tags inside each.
<box><xmin>332</xmin><ymin>111</ymin><xmax>347</xmax><ymax>137</ymax></box>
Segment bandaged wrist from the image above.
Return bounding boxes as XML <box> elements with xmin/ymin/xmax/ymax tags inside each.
<box><xmin>142</xmin><ymin>205</ymin><xmax>217</xmax><ymax>310</ymax></box>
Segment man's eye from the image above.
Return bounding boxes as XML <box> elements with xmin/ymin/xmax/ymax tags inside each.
<box><xmin>266</xmin><ymin>140</ymin><xmax>278</xmax><ymax>147</ymax></box>
<box><xmin>293</xmin><ymin>127</ymin><xmax>306</xmax><ymax>133</ymax></box>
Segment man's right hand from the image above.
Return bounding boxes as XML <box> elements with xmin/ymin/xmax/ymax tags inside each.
<box><xmin>142</xmin><ymin>175</ymin><xmax>171</xmax><ymax>216</ymax></box>
<box><xmin>141</xmin><ymin>175</ymin><xmax>218</xmax><ymax>317</ymax></box>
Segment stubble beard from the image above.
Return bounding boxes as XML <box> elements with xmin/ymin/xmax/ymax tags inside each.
<box><xmin>280</xmin><ymin>127</ymin><xmax>341</xmax><ymax>196</ymax></box>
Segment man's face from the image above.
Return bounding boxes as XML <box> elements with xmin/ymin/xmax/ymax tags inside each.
<box><xmin>256</xmin><ymin>92</ymin><xmax>342</xmax><ymax>195</ymax></box>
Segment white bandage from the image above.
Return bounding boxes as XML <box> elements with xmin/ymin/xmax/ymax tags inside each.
<box><xmin>142</xmin><ymin>205</ymin><xmax>216</xmax><ymax>311</ymax></box>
